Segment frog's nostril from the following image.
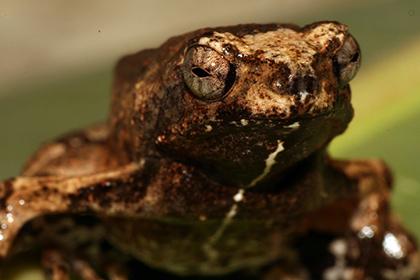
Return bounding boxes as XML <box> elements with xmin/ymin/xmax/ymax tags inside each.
<box><xmin>289</xmin><ymin>76</ymin><xmax>318</xmax><ymax>100</ymax></box>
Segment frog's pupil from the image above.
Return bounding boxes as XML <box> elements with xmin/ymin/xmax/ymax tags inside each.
<box><xmin>350</xmin><ymin>52</ymin><xmax>359</xmax><ymax>63</ymax></box>
<box><xmin>192</xmin><ymin>67</ymin><xmax>211</xmax><ymax>78</ymax></box>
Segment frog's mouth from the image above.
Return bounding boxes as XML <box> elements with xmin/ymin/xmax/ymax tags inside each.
<box><xmin>157</xmin><ymin>101</ymin><xmax>353</xmax><ymax>189</ymax></box>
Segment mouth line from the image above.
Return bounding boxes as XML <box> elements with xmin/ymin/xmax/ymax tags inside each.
<box><xmin>185</xmin><ymin>103</ymin><xmax>352</xmax><ymax>139</ymax></box>
<box><xmin>237</xmin><ymin>110</ymin><xmax>338</xmax><ymax>126</ymax></box>
<box><xmin>249</xmin><ymin>101</ymin><xmax>352</xmax><ymax>123</ymax></box>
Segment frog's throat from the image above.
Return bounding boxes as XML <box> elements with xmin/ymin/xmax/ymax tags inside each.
<box><xmin>246</xmin><ymin>140</ymin><xmax>285</xmax><ymax>188</ymax></box>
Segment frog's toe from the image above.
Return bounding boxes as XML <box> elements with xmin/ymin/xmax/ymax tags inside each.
<box><xmin>42</xmin><ymin>249</ymin><xmax>109</xmax><ymax>280</ymax></box>
<box><xmin>104</xmin><ymin>264</ymin><xmax>129</xmax><ymax>280</ymax></box>
<box><xmin>72</xmin><ymin>258</ymin><xmax>129</xmax><ymax>280</ymax></box>
<box><xmin>42</xmin><ymin>249</ymin><xmax>70</xmax><ymax>280</ymax></box>
<box><xmin>71</xmin><ymin>257</ymin><xmax>105</xmax><ymax>280</ymax></box>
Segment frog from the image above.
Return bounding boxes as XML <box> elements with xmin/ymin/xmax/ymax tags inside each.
<box><xmin>0</xmin><ymin>21</ymin><xmax>419</xmax><ymax>280</ymax></box>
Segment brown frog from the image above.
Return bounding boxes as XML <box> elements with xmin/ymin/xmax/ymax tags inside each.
<box><xmin>0</xmin><ymin>21</ymin><xmax>419</xmax><ymax>280</ymax></box>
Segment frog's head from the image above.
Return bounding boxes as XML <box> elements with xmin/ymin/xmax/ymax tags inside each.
<box><xmin>111</xmin><ymin>22</ymin><xmax>360</xmax><ymax>188</ymax></box>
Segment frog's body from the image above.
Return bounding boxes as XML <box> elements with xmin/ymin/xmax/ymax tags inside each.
<box><xmin>0</xmin><ymin>22</ymin><xmax>419</xmax><ymax>280</ymax></box>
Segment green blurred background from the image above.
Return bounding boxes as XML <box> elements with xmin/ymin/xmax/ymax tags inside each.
<box><xmin>0</xmin><ymin>0</ymin><xmax>419</xmax><ymax>278</ymax></box>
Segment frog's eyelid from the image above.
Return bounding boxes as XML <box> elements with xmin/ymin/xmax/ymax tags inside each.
<box><xmin>333</xmin><ymin>35</ymin><xmax>361</xmax><ymax>86</ymax></box>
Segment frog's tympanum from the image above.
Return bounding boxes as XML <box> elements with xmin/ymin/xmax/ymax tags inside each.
<box><xmin>1</xmin><ymin>22</ymin><xmax>419</xmax><ymax>280</ymax></box>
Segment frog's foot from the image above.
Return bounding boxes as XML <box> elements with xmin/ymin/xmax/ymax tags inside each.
<box><xmin>42</xmin><ymin>248</ymin><xmax>129</xmax><ymax>280</ymax></box>
<box><xmin>27</xmin><ymin>215</ymin><xmax>129</xmax><ymax>280</ymax></box>
<box><xmin>42</xmin><ymin>249</ymin><xmax>71</xmax><ymax>280</ymax></box>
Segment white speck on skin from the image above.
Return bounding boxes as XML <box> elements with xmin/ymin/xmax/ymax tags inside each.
<box><xmin>233</xmin><ymin>189</ymin><xmax>245</xmax><ymax>202</ymax></box>
<box><xmin>383</xmin><ymin>232</ymin><xmax>404</xmax><ymax>259</ymax></box>
<box><xmin>205</xmin><ymin>125</ymin><xmax>213</xmax><ymax>132</ymax></box>
<box><xmin>274</xmin><ymin>80</ymin><xmax>282</xmax><ymax>88</ymax></box>
<box><xmin>298</xmin><ymin>91</ymin><xmax>309</xmax><ymax>101</ymax></box>
<box><xmin>246</xmin><ymin>141</ymin><xmax>284</xmax><ymax>188</ymax></box>
<box><xmin>285</xmin><ymin>122</ymin><xmax>300</xmax><ymax>129</ymax></box>
<box><xmin>358</xmin><ymin>226</ymin><xmax>375</xmax><ymax>239</ymax></box>
<box><xmin>240</xmin><ymin>119</ymin><xmax>249</xmax><ymax>126</ymax></box>
<box><xmin>330</xmin><ymin>239</ymin><xmax>347</xmax><ymax>256</ymax></box>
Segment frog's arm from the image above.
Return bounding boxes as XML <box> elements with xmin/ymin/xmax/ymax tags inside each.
<box><xmin>0</xmin><ymin>124</ymin><xmax>148</xmax><ymax>259</ymax></box>
<box><xmin>0</xmin><ymin>162</ymin><xmax>143</xmax><ymax>258</ymax></box>
<box><xmin>21</xmin><ymin>123</ymin><xmax>125</xmax><ymax>177</ymax></box>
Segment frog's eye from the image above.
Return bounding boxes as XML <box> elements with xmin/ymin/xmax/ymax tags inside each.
<box><xmin>183</xmin><ymin>45</ymin><xmax>235</xmax><ymax>100</ymax></box>
<box><xmin>333</xmin><ymin>35</ymin><xmax>361</xmax><ymax>86</ymax></box>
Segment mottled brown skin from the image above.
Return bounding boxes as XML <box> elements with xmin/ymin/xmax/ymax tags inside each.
<box><xmin>0</xmin><ymin>21</ymin><xmax>419</xmax><ymax>280</ymax></box>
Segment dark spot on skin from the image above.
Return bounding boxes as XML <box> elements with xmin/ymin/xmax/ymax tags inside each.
<box><xmin>326</xmin><ymin>37</ymin><xmax>341</xmax><ymax>52</ymax></box>
<box><xmin>222</xmin><ymin>43</ymin><xmax>233</xmax><ymax>53</ymax></box>
<box><xmin>289</xmin><ymin>76</ymin><xmax>319</xmax><ymax>97</ymax></box>
<box><xmin>201</xmin><ymin>31</ymin><xmax>215</xmax><ymax>38</ymax></box>
<box><xmin>68</xmin><ymin>169</ymin><xmax>152</xmax><ymax>213</ymax></box>
<box><xmin>296</xmin><ymin>232</ymin><xmax>336</xmax><ymax>279</ymax></box>
<box><xmin>214</xmin><ymin>101</ymin><xmax>253</xmax><ymax>121</ymax></box>
<box><xmin>56</xmin><ymin>225</ymin><xmax>72</xmax><ymax>235</ymax></box>
<box><xmin>253</xmin><ymin>49</ymin><xmax>264</xmax><ymax>59</ymax></box>
<box><xmin>278</xmin><ymin>112</ymin><xmax>287</xmax><ymax>118</ymax></box>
